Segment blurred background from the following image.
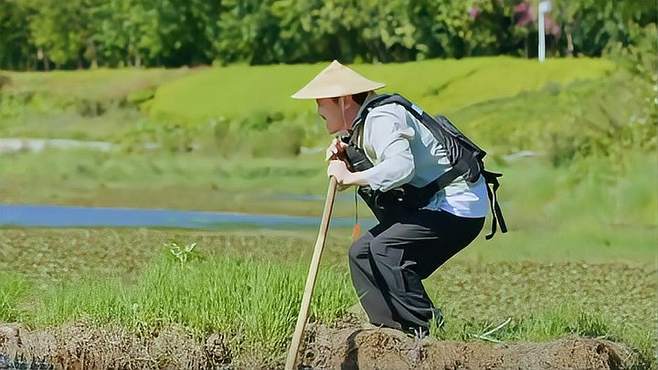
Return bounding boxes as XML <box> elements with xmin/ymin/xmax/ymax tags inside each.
<box><xmin>0</xmin><ymin>0</ymin><xmax>655</xmax><ymax>253</ymax></box>
<box><xmin>0</xmin><ymin>0</ymin><xmax>656</xmax><ymax>367</ymax></box>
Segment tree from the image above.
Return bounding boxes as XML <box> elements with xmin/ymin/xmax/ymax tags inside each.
<box><xmin>0</xmin><ymin>0</ymin><xmax>655</xmax><ymax>69</ymax></box>
<box><xmin>27</xmin><ymin>0</ymin><xmax>106</xmax><ymax>68</ymax></box>
<box><xmin>0</xmin><ymin>0</ymin><xmax>35</xmax><ymax>69</ymax></box>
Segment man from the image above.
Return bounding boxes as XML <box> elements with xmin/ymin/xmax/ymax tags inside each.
<box><xmin>291</xmin><ymin>60</ymin><xmax>490</xmax><ymax>336</ymax></box>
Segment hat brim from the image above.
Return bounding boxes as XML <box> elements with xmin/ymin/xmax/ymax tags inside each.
<box><xmin>291</xmin><ymin>60</ymin><xmax>386</xmax><ymax>99</ymax></box>
<box><xmin>291</xmin><ymin>82</ymin><xmax>385</xmax><ymax>99</ymax></box>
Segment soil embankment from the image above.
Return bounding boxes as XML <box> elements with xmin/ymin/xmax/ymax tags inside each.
<box><xmin>0</xmin><ymin>322</ymin><xmax>634</xmax><ymax>369</ymax></box>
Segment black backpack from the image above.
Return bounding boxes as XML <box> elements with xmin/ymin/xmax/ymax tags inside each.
<box><xmin>344</xmin><ymin>93</ymin><xmax>507</xmax><ymax>240</ymax></box>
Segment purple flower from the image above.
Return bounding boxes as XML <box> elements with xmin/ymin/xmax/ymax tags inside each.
<box><xmin>514</xmin><ymin>1</ymin><xmax>534</xmax><ymax>27</ymax></box>
<box><xmin>544</xmin><ymin>16</ymin><xmax>562</xmax><ymax>37</ymax></box>
<box><xmin>469</xmin><ymin>6</ymin><xmax>481</xmax><ymax>20</ymax></box>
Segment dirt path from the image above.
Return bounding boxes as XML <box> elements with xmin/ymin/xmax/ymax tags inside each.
<box><xmin>0</xmin><ymin>322</ymin><xmax>635</xmax><ymax>369</ymax></box>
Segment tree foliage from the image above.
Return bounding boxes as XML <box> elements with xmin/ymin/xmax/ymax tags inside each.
<box><xmin>0</xmin><ymin>0</ymin><xmax>654</xmax><ymax>69</ymax></box>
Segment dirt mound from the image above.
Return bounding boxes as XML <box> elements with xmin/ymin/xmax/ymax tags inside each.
<box><xmin>0</xmin><ymin>322</ymin><xmax>230</xmax><ymax>369</ymax></box>
<box><xmin>1</xmin><ymin>322</ymin><xmax>636</xmax><ymax>369</ymax></box>
<box><xmin>301</xmin><ymin>324</ymin><xmax>635</xmax><ymax>370</ymax></box>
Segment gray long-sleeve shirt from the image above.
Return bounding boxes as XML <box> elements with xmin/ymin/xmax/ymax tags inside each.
<box><xmin>356</xmin><ymin>102</ymin><xmax>489</xmax><ymax>218</ymax></box>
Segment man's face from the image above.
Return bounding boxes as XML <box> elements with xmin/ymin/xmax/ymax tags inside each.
<box><xmin>316</xmin><ymin>97</ymin><xmax>346</xmax><ymax>135</ymax></box>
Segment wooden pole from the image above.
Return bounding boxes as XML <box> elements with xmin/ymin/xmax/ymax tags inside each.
<box><xmin>285</xmin><ymin>176</ymin><xmax>338</xmax><ymax>370</ymax></box>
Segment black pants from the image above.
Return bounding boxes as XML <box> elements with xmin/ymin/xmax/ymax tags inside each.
<box><xmin>348</xmin><ymin>208</ymin><xmax>484</xmax><ymax>332</ymax></box>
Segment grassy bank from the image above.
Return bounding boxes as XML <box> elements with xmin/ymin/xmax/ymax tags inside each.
<box><xmin>0</xmin><ymin>230</ymin><xmax>655</xmax><ymax>367</ymax></box>
<box><xmin>148</xmin><ymin>56</ymin><xmax>614</xmax><ymax>121</ymax></box>
<box><xmin>1</xmin><ymin>56</ymin><xmax>620</xmax><ymax>155</ymax></box>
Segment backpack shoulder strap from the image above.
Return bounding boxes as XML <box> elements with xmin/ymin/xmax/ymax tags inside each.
<box><xmin>348</xmin><ymin>93</ymin><xmax>394</xmax><ymax>146</ymax></box>
<box><xmin>351</xmin><ymin>93</ymin><xmax>395</xmax><ymax>128</ymax></box>
<box><xmin>360</xmin><ymin>93</ymin><xmax>424</xmax><ymax>122</ymax></box>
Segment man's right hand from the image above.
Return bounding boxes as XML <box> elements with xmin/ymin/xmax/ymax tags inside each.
<box><xmin>325</xmin><ymin>138</ymin><xmax>348</xmax><ymax>161</ymax></box>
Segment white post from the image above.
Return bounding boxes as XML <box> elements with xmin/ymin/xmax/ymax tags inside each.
<box><xmin>538</xmin><ymin>1</ymin><xmax>552</xmax><ymax>63</ymax></box>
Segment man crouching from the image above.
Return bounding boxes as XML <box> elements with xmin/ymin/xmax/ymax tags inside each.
<box><xmin>291</xmin><ymin>61</ymin><xmax>490</xmax><ymax>336</ymax></box>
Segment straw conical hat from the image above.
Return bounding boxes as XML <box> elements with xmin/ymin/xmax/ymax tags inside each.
<box><xmin>291</xmin><ymin>60</ymin><xmax>385</xmax><ymax>99</ymax></box>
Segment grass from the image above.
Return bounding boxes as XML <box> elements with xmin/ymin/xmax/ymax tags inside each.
<box><xmin>435</xmin><ymin>303</ymin><xmax>655</xmax><ymax>369</ymax></box>
<box><xmin>1</xmin><ymin>67</ymin><xmax>192</xmax><ymax>101</ymax></box>
<box><xmin>0</xmin><ymin>232</ymin><xmax>655</xmax><ymax>367</ymax></box>
<box><xmin>2</xmin><ymin>58</ymin><xmax>639</xmax><ymax>180</ymax></box>
<box><xmin>0</xmin><ymin>149</ymin><xmax>345</xmax><ymax>216</ymax></box>
<box><xmin>0</xmin><ymin>272</ymin><xmax>29</xmax><ymax>322</ymax></box>
<box><xmin>0</xmin><ymin>241</ymin><xmax>354</xmax><ymax>366</ymax></box>
<box><xmin>0</xmin><ymin>56</ymin><xmax>638</xmax><ymax>161</ymax></box>
<box><xmin>0</xmin><ymin>56</ymin><xmax>655</xmax><ymax>366</ymax></box>
<box><xmin>20</xmin><ymin>255</ymin><xmax>352</xmax><ymax>366</ymax></box>
<box><xmin>1</xmin><ymin>57</ymin><xmax>618</xmax><ymax>153</ymax></box>
<box><xmin>1</xmin><ymin>228</ymin><xmax>656</xmax><ymax>333</ymax></box>
<box><xmin>148</xmin><ymin>56</ymin><xmax>615</xmax><ymax>122</ymax></box>
<box><xmin>0</xmin><ymin>67</ymin><xmax>192</xmax><ymax>143</ymax></box>
<box><xmin>2</xmin><ymin>147</ymin><xmax>655</xmax><ymax>261</ymax></box>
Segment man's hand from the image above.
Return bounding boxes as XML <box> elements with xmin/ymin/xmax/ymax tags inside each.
<box><xmin>325</xmin><ymin>138</ymin><xmax>348</xmax><ymax>161</ymax></box>
<box><xmin>327</xmin><ymin>160</ymin><xmax>354</xmax><ymax>187</ymax></box>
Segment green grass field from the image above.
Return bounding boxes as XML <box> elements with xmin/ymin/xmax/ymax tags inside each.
<box><xmin>2</xmin><ymin>56</ymin><xmax>617</xmax><ymax>151</ymax></box>
<box><xmin>1</xmin><ymin>56</ymin><xmax>656</xmax><ymax>368</ymax></box>
<box><xmin>147</xmin><ymin>57</ymin><xmax>614</xmax><ymax>121</ymax></box>
<box><xmin>0</xmin><ymin>229</ymin><xmax>655</xmax><ymax>367</ymax></box>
